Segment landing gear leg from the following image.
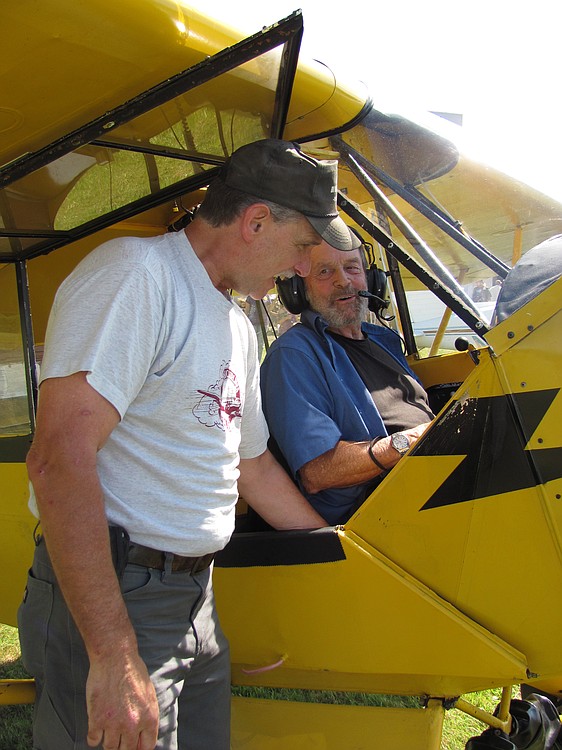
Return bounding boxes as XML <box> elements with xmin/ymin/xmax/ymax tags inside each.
<box><xmin>465</xmin><ymin>694</ymin><xmax>561</xmax><ymax>750</ymax></box>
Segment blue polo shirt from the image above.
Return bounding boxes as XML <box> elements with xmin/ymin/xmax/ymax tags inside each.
<box><xmin>260</xmin><ymin>310</ymin><xmax>419</xmax><ymax>524</ymax></box>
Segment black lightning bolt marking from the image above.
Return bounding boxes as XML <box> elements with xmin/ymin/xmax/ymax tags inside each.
<box><xmin>215</xmin><ymin>527</ymin><xmax>346</xmax><ymax>568</ymax></box>
<box><xmin>415</xmin><ymin>389</ymin><xmax>562</xmax><ymax>510</ymax></box>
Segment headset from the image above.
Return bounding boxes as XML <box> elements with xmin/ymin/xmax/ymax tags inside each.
<box><xmin>276</xmin><ymin>227</ymin><xmax>390</xmax><ymax>316</ymax></box>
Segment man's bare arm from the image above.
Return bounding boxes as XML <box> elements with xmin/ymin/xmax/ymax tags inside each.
<box><xmin>300</xmin><ymin>422</ymin><xmax>432</xmax><ymax>495</ymax></box>
<box><xmin>26</xmin><ymin>372</ymin><xmax>159</xmax><ymax>750</ymax></box>
<box><xmin>238</xmin><ymin>450</ymin><xmax>326</xmax><ymax>529</ymax></box>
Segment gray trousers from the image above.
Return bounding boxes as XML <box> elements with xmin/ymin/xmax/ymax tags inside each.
<box><xmin>17</xmin><ymin>537</ymin><xmax>231</xmax><ymax>750</ymax></box>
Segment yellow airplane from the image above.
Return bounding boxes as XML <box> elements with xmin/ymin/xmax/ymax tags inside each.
<box><xmin>1</xmin><ymin>2</ymin><xmax>562</xmax><ymax>747</ymax></box>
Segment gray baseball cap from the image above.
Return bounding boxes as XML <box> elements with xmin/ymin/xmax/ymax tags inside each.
<box><xmin>221</xmin><ymin>139</ymin><xmax>360</xmax><ymax>251</ymax></box>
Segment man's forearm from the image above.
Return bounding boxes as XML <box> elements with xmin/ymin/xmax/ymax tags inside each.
<box><xmin>300</xmin><ymin>422</ymin><xmax>432</xmax><ymax>494</ymax></box>
<box><xmin>299</xmin><ymin>439</ymin><xmax>382</xmax><ymax>494</ymax></box>
<box><xmin>238</xmin><ymin>450</ymin><xmax>326</xmax><ymax>529</ymax></box>
<box><xmin>26</xmin><ymin>372</ymin><xmax>136</xmax><ymax>658</ymax></box>
<box><xmin>27</xmin><ymin>372</ymin><xmax>159</xmax><ymax>748</ymax></box>
<box><xmin>29</xmin><ymin>454</ymin><xmax>137</xmax><ymax>660</ymax></box>
<box><xmin>28</xmin><ymin>455</ymin><xmax>159</xmax><ymax>748</ymax></box>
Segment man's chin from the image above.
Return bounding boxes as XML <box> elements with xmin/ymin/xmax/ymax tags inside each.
<box><xmin>323</xmin><ymin>308</ymin><xmax>361</xmax><ymax>329</ymax></box>
<box><xmin>247</xmin><ymin>282</ymin><xmax>272</xmax><ymax>301</ymax></box>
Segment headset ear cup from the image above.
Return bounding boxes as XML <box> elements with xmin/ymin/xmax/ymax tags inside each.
<box><xmin>350</xmin><ymin>227</ymin><xmax>388</xmax><ymax>313</ymax></box>
<box><xmin>275</xmin><ymin>276</ymin><xmax>308</xmax><ymax>314</ymax></box>
<box><xmin>365</xmin><ymin>266</ymin><xmax>389</xmax><ymax>313</ymax></box>
<box><xmin>368</xmin><ymin>267</ymin><xmax>388</xmax><ymax>299</ymax></box>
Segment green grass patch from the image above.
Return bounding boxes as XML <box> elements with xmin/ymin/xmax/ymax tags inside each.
<box><xmin>441</xmin><ymin>687</ymin><xmax>518</xmax><ymax>750</ymax></box>
<box><xmin>0</xmin><ymin>624</ymin><xmax>33</xmax><ymax>750</ymax></box>
<box><xmin>232</xmin><ymin>684</ymin><xmax>421</xmax><ymax>708</ymax></box>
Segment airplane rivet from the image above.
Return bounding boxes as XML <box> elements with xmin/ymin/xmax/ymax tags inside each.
<box><xmin>507</xmin><ymin>331</ymin><xmax>515</xmax><ymax>338</ymax></box>
<box><xmin>521</xmin><ymin>382</ymin><xmax>527</xmax><ymax>387</ymax></box>
<box><xmin>538</xmin><ymin>438</ymin><xmax>544</xmax><ymax>444</ymax></box>
<box><xmin>527</xmin><ymin>325</ymin><xmax>534</xmax><ymax>331</ymax></box>
<box><xmin>557</xmin><ymin>494</ymin><xmax>561</xmax><ymax>500</ymax></box>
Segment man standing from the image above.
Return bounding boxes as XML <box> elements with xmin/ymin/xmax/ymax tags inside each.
<box><xmin>20</xmin><ymin>140</ymin><xmax>354</xmax><ymax>750</ymax></box>
<box><xmin>472</xmin><ymin>279</ymin><xmax>491</xmax><ymax>303</ymax></box>
<box><xmin>261</xmin><ymin>230</ymin><xmax>433</xmax><ymax>526</ymax></box>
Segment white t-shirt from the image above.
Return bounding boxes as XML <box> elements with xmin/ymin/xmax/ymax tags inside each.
<box><xmin>35</xmin><ymin>231</ymin><xmax>269</xmax><ymax>555</ymax></box>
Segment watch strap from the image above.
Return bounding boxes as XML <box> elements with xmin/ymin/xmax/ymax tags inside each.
<box><xmin>368</xmin><ymin>436</ymin><xmax>388</xmax><ymax>473</ymax></box>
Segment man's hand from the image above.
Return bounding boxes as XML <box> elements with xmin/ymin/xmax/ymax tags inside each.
<box><xmin>86</xmin><ymin>652</ymin><xmax>159</xmax><ymax>750</ymax></box>
<box><xmin>402</xmin><ymin>421</ymin><xmax>432</xmax><ymax>445</ymax></box>
<box><xmin>371</xmin><ymin>421</ymin><xmax>433</xmax><ymax>471</ymax></box>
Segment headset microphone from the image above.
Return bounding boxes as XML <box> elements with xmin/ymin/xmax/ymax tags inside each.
<box><xmin>357</xmin><ymin>290</ymin><xmax>390</xmax><ymax>309</ymax></box>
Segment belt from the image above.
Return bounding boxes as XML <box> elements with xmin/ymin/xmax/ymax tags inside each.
<box><xmin>127</xmin><ymin>543</ymin><xmax>215</xmax><ymax>574</ymax></box>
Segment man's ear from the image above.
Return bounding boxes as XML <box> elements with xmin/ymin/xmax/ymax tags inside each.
<box><xmin>240</xmin><ymin>203</ymin><xmax>272</xmax><ymax>242</ymax></box>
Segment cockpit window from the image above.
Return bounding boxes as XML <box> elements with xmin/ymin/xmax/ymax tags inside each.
<box><xmin>0</xmin><ymin>264</ymin><xmax>32</xmax><ymax>437</ymax></box>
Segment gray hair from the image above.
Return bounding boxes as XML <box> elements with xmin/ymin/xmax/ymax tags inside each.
<box><xmin>197</xmin><ymin>178</ymin><xmax>303</xmax><ymax>227</ymax></box>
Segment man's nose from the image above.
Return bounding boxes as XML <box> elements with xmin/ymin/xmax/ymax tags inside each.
<box><xmin>332</xmin><ymin>266</ymin><xmax>349</xmax><ymax>287</ymax></box>
<box><xmin>294</xmin><ymin>254</ymin><xmax>312</xmax><ymax>278</ymax></box>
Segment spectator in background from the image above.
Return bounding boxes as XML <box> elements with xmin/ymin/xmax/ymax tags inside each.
<box><xmin>472</xmin><ymin>279</ymin><xmax>491</xmax><ymax>303</ymax></box>
<box><xmin>489</xmin><ymin>278</ymin><xmax>503</xmax><ymax>301</ymax></box>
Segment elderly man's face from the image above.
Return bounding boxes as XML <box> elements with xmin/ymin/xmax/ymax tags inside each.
<box><xmin>304</xmin><ymin>241</ymin><xmax>368</xmax><ymax>329</ymax></box>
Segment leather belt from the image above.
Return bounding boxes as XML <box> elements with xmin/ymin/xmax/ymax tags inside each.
<box><xmin>127</xmin><ymin>543</ymin><xmax>214</xmax><ymax>574</ymax></box>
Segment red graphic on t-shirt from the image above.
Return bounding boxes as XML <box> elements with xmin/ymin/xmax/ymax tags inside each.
<box><xmin>193</xmin><ymin>361</ymin><xmax>242</xmax><ymax>430</ymax></box>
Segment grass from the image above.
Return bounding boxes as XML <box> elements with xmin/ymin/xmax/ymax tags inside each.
<box><xmin>232</xmin><ymin>684</ymin><xmax>422</xmax><ymax>708</ymax></box>
<box><xmin>441</xmin><ymin>687</ymin><xmax>519</xmax><ymax>749</ymax></box>
<box><xmin>0</xmin><ymin>623</ymin><xmax>515</xmax><ymax>749</ymax></box>
<box><xmin>0</xmin><ymin>625</ymin><xmax>33</xmax><ymax>750</ymax></box>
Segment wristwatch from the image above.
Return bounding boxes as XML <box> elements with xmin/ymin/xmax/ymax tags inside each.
<box><xmin>390</xmin><ymin>431</ymin><xmax>410</xmax><ymax>456</ymax></box>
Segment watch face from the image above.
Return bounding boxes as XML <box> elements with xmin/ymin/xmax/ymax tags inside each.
<box><xmin>391</xmin><ymin>432</ymin><xmax>410</xmax><ymax>455</ymax></box>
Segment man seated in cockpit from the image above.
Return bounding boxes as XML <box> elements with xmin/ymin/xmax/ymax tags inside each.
<box><xmin>260</xmin><ymin>227</ymin><xmax>434</xmax><ymax>526</ymax></box>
